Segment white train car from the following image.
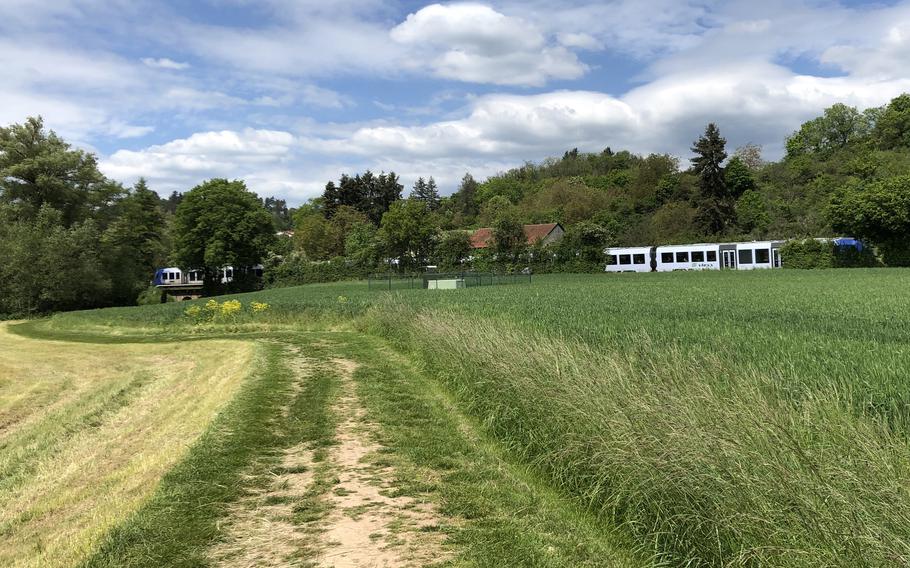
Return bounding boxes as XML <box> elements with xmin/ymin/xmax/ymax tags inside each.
<box><xmin>731</xmin><ymin>241</ymin><xmax>784</xmax><ymax>270</ymax></box>
<box><xmin>655</xmin><ymin>243</ymin><xmax>729</xmax><ymax>271</ymax></box>
<box><xmin>605</xmin><ymin>246</ymin><xmax>654</xmax><ymax>273</ymax></box>
<box><xmin>605</xmin><ymin>241</ymin><xmax>786</xmax><ymax>273</ymax></box>
<box><xmin>153</xmin><ymin>267</ymin><xmax>204</xmax><ymax>287</ymax></box>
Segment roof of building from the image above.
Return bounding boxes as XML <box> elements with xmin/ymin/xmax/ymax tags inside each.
<box><xmin>469</xmin><ymin>222</ymin><xmax>562</xmax><ymax>249</ymax></box>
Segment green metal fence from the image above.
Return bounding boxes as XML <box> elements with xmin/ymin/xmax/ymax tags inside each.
<box><xmin>367</xmin><ymin>271</ymin><xmax>531</xmax><ymax>291</ymax></box>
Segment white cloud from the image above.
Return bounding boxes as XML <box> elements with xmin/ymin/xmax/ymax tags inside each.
<box><xmin>390</xmin><ymin>3</ymin><xmax>587</xmax><ymax>86</ymax></box>
<box><xmin>141</xmin><ymin>57</ymin><xmax>190</xmax><ymax>70</ymax></box>
<box><xmin>557</xmin><ymin>32</ymin><xmax>603</xmax><ymax>51</ymax></box>
<box><xmin>820</xmin><ymin>8</ymin><xmax>910</xmax><ymax>78</ymax></box>
<box><xmin>106</xmin><ymin>122</ymin><xmax>155</xmax><ymax>138</ymax></box>
<box><xmin>101</xmin><ymin>128</ymin><xmax>303</xmax><ymax>196</ymax></box>
<box><xmin>502</xmin><ymin>0</ymin><xmax>710</xmax><ymax>58</ymax></box>
<box><xmin>308</xmin><ymin>63</ymin><xmax>910</xmax><ymax>168</ymax></box>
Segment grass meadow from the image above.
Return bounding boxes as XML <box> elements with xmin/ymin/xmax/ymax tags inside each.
<box><xmin>0</xmin><ymin>323</ymin><xmax>253</xmax><ymax>567</ymax></box>
<box><xmin>8</xmin><ymin>269</ymin><xmax>910</xmax><ymax>566</ymax></box>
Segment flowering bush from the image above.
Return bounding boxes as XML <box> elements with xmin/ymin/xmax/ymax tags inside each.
<box><xmin>183</xmin><ymin>298</ymin><xmax>272</xmax><ymax>326</ymax></box>
<box><xmin>220</xmin><ymin>300</ymin><xmax>242</xmax><ymax>318</ymax></box>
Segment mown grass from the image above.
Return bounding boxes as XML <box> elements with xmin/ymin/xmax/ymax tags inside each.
<box><xmin>25</xmin><ymin>269</ymin><xmax>910</xmax><ymax>566</ymax></box>
<box><xmin>0</xmin><ymin>324</ymin><xmax>253</xmax><ymax>568</ymax></box>
<box><xmin>79</xmin><ymin>333</ymin><xmax>345</xmax><ymax>567</ymax></box>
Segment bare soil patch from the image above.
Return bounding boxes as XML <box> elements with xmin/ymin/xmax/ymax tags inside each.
<box><xmin>315</xmin><ymin>357</ymin><xmax>447</xmax><ymax>568</ymax></box>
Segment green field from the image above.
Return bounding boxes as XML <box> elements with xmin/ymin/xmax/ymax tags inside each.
<box><xmin>6</xmin><ymin>270</ymin><xmax>910</xmax><ymax>566</ymax></box>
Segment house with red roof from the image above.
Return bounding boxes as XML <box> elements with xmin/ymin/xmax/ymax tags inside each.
<box><xmin>469</xmin><ymin>223</ymin><xmax>565</xmax><ymax>249</ymax></box>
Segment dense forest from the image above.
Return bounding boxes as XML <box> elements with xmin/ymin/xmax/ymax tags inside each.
<box><xmin>3</xmin><ymin>94</ymin><xmax>910</xmax><ymax>316</ymax></box>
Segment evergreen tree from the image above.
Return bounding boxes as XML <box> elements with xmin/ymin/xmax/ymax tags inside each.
<box><xmin>102</xmin><ymin>178</ymin><xmax>168</xmax><ymax>304</ymax></box>
<box><xmin>454</xmin><ymin>173</ymin><xmax>479</xmax><ymax>220</ymax></box>
<box><xmin>691</xmin><ymin>123</ymin><xmax>732</xmax><ymax>234</ymax></box>
<box><xmin>263</xmin><ymin>196</ymin><xmax>292</xmax><ymax>230</ymax></box>
<box><xmin>322</xmin><ymin>171</ymin><xmax>401</xmax><ymax>224</ymax></box>
<box><xmin>366</xmin><ymin>171</ymin><xmax>403</xmax><ymax>225</ymax></box>
<box><xmin>163</xmin><ymin>191</ymin><xmax>183</xmax><ymax>214</ymax></box>
<box><xmin>411</xmin><ymin>176</ymin><xmax>440</xmax><ymax>210</ymax></box>
<box><xmin>411</xmin><ymin>177</ymin><xmax>427</xmax><ymax>199</ymax></box>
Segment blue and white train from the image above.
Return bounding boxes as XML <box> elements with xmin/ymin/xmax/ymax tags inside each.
<box><xmin>152</xmin><ymin>265</ymin><xmax>264</xmax><ymax>287</ymax></box>
<box><xmin>605</xmin><ymin>238</ymin><xmax>863</xmax><ymax>273</ymax></box>
<box><xmin>605</xmin><ymin>241</ymin><xmax>785</xmax><ymax>273</ymax></box>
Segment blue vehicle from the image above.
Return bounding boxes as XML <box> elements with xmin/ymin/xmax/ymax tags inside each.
<box><xmin>152</xmin><ymin>267</ymin><xmax>204</xmax><ymax>287</ymax></box>
<box><xmin>152</xmin><ymin>265</ymin><xmax>264</xmax><ymax>301</ymax></box>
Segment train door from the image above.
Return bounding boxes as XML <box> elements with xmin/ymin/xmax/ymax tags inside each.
<box><xmin>772</xmin><ymin>248</ymin><xmax>781</xmax><ymax>268</ymax></box>
<box><xmin>722</xmin><ymin>249</ymin><xmax>736</xmax><ymax>269</ymax></box>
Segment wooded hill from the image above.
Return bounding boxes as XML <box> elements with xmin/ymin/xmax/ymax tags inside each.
<box><xmin>3</xmin><ymin>94</ymin><xmax>910</xmax><ymax>316</ymax></box>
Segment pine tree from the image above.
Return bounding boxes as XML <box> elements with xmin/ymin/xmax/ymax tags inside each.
<box><xmin>691</xmin><ymin>123</ymin><xmax>732</xmax><ymax>234</ymax></box>
<box><xmin>411</xmin><ymin>176</ymin><xmax>440</xmax><ymax>210</ymax></box>
<box><xmin>454</xmin><ymin>173</ymin><xmax>479</xmax><ymax>219</ymax></box>
<box><xmin>411</xmin><ymin>177</ymin><xmax>427</xmax><ymax>199</ymax></box>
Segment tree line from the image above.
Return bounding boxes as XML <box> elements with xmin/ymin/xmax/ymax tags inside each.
<box><xmin>4</xmin><ymin>93</ymin><xmax>910</xmax><ymax>315</ymax></box>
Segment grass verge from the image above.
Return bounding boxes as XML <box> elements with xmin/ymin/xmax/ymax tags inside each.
<box><xmin>341</xmin><ymin>333</ymin><xmax>645</xmax><ymax>567</ymax></box>
<box><xmin>80</xmin><ymin>339</ymin><xmax>316</xmax><ymax>567</ymax></box>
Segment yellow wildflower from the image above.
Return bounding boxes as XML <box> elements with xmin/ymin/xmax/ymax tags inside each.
<box><xmin>220</xmin><ymin>300</ymin><xmax>242</xmax><ymax>318</ymax></box>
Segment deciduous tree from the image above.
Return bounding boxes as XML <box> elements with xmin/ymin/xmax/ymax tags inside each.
<box><xmin>0</xmin><ymin>116</ymin><xmax>120</xmax><ymax>226</ymax></box>
<box><xmin>379</xmin><ymin>198</ymin><xmax>439</xmax><ymax>269</ymax></box>
<box><xmin>173</xmin><ymin>178</ymin><xmax>275</xmax><ymax>289</ymax></box>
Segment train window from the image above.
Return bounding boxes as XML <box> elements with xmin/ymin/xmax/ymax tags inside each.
<box><xmin>691</xmin><ymin>251</ymin><xmax>705</xmax><ymax>262</ymax></box>
<box><xmin>675</xmin><ymin>251</ymin><xmax>689</xmax><ymax>263</ymax></box>
<box><xmin>661</xmin><ymin>252</ymin><xmax>673</xmax><ymax>263</ymax></box>
<box><xmin>755</xmin><ymin>249</ymin><xmax>770</xmax><ymax>263</ymax></box>
<box><xmin>633</xmin><ymin>254</ymin><xmax>645</xmax><ymax>264</ymax></box>
<box><xmin>606</xmin><ymin>255</ymin><xmax>617</xmax><ymax>265</ymax></box>
<box><xmin>738</xmin><ymin>249</ymin><xmax>753</xmax><ymax>264</ymax></box>
<box><xmin>707</xmin><ymin>251</ymin><xmax>717</xmax><ymax>262</ymax></box>
<box><xmin>619</xmin><ymin>254</ymin><xmax>632</xmax><ymax>265</ymax></box>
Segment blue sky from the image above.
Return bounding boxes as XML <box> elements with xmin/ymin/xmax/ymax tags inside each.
<box><xmin>2</xmin><ymin>0</ymin><xmax>910</xmax><ymax>203</ymax></box>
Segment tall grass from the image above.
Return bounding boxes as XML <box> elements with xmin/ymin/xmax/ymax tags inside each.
<box><xmin>368</xmin><ymin>306</ymin><xmax>910</xmax><ymax>565</ymax></box>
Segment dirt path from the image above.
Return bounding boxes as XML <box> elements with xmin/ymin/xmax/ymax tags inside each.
<box><xmin>210</xmin><ymin>345</ymin><xmax>447</xmax><ymax>568</ymax></box>
<box><xmin>314</xmin><ymin>358</ymin><xmax>445</xmax><ymax>568</ymax></box>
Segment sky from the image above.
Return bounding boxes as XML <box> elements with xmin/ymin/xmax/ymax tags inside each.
<box><xmin>2</xmin><ymin>0</ymin><xmax>910</xmax><ymax>204</ymax></box>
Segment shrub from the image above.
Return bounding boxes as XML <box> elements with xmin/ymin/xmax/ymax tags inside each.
<box><xmin>263</xmin><ymin>254</ymin><xmax>367</xmax><ymax>288</ymax></box>
<box><xmin>780</xmin><ymin>239</ymin><xmax>834</xmax><ymax>268</ymax></box>
<box><xmin>782</xmin><ymin>239</ymin><xmax>879</xmax><ymax>269</ymax></box>
<box><xmin>136</xmin><ymin>286</ymin><xmax>164</xmax><ymax>306</ymax></box>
